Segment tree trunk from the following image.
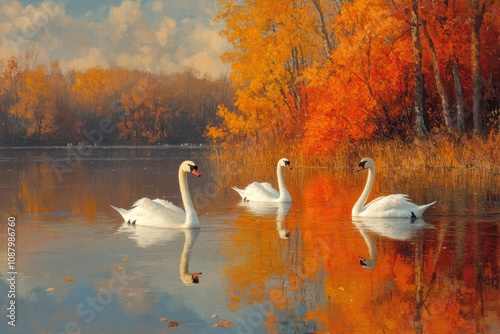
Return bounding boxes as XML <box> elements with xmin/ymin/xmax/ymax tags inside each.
<box><xmin>311</xmin><ymin>0</ymin><xmax>335</xmax><ymax>56</ymax></box>
<box><xmin>471</xmin><ymin>0</ymin><xmax>485</xmax><ymax>133</ymax></box>
<box><xmin>452</xmin><ymin>61</ymin><xmax>465</xmax><ymax>131</ymax></box>
<box><xmin>411</xmin><ymin>0</ymin><xmax>428</xmax><ymax>137</ymax></box>
<box><xmin>422</xmin><ymin>20</ymin><xmax>454</xmax><ymax>132</ymax></box>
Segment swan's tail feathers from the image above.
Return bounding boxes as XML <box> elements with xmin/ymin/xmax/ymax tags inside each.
<box><xmin>418</xmin><ymin>201</ymin><xmax>437</xmax><ymax>215</ymax></box>
<box><xmin>110</xmin><ymin>205</ymin><xmax>129</xmax><ymax>221</ymax></box>
<box><xmin>231</xmin><ymin>186</ymin><xmax>246</xmax><ymax>200</ymax></box>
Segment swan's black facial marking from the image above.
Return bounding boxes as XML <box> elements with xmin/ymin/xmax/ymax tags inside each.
<box><xmin>357</xmin><ymin>160</ymin><xmax>367</xmax><ymax>172</ymax></box>
<box><xmin>188</xmin><ymin>164</ymin><xmax>201</xmax><ymax>177</ymax></box>
<box><xmin>283</xmin><ymin>160</ymin><xmax>292</xmax><ymax>169</ymax></box>
<box><xmin>192</xmin><ymin>272</ymin><xmax>202</xmax><ymax>284</ymax></box>
<box><xmin>360</xmin><ymin>257</ymin><xmax>367</xmax><ymax>266</ymax></box>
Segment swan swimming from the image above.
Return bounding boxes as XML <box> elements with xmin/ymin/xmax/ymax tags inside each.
<box><xmin>111</xmin><ymin>160</ymin><xmax>202</xmax><ymax>228</ymax></box>
<box><xmin>352</xmin><ymin>158</ymin><xmax>436</xmax><ymax>218</ymax></box>
<box><xmin>232</xmin><ymin>158</ymin><xmax>292</xmax><ymax>203</ymax></box>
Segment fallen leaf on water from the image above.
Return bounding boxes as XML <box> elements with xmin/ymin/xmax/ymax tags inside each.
<box><xmin>65</xmin><ymin>277</ymin><xmax>73</xmax><ymax>282</ymax></box>
<box><xmin>168</xmin><ymin>321</ymin><xmax>179</xmax><ymax>328</ymax></box>
<box><xmin>159</xmin><ymin>318</ymin><xmax>168</xmax><ymax>322</ymax></box>
<box><xmin>122</xmin><ymin>257</ymin><xmax>128</xmax><ymax>261</ymax></box>
<box><xmin>114</xmin><ymin>236</ymin><xmax>120</xmax><ymax>240</ymax></box>
<box><xmin>117</xmin><ymin>266</ymin><xmax>123</xmax><ymax>271</ymax></box>
<box><xmin>211</xmin><ymin>314</ymin><xmax>218</xmax><ymax>318</ymax></box>
<box><xmin>214</xmin><ymin>320</ymin><xmax>232</xmax><ymax>327</ymax></box>
<box><xmin>46</xmin><ymin>288</ymin><xmax>55</xmax><ymax>292</ymax></box>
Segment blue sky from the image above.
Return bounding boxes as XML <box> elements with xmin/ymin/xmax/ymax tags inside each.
<box><xmin>1</xmin><ymin>0</ymin><xmax>229</xmax><ymax>77</ymax></box>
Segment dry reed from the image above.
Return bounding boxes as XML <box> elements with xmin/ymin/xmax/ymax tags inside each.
<box><xmin>209</xmin><ymin>133</ymin><xmax>500</xmax><ymax>177</ymax></box>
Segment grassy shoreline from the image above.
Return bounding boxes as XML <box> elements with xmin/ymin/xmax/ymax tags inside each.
<box><xmin>210</xmin><ymin>133</ymin><xmax>500</xmax><ymax>174</ymax></box>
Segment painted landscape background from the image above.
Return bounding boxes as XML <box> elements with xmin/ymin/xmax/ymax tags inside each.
<box><xmin>0</xmin><ymin>0</ymin><xmax>499</xmax><ymax>166</ymax></box>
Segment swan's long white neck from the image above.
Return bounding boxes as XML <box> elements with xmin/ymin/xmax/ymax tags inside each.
<box><xmin>277</xmin><ymin>163</ymin><xmax>291</xmax><ymax>202</ymax></box>
<box><xmin>179</xmin><ymin>167</ymin><xmax>199</xmax><ymax>228</ymax></box>
<box><xmin>352</xmin><ymin>166</ymin><xmax>375</xmax><ymax>215</ymax></box>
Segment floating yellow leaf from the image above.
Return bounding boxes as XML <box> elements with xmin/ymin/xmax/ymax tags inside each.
<box><xmin>117</xmin><ymin>266</ymin><xmax>123</xmax><ymax>271</ymax></box>
<box><xmin>122</xmin><ymin>257</ymin><xmax>128</xmax><ymax>261</ymax></box>
<box><xmin>65</xmin><ymin>277</ymin><xmax>73</xmax><ymax>282</ymax></box>
<box><xmin>159</xmin><ymin>318</ymin><xmax>168</xmax><ymax>322</ymax></box>
<box><xmin>211</xmin><ymin>314</ymin><xmax>218</xmax><ymax>318</ymax></box>
<box><xmin>46</xmin><ymin>287</ymin><xmax>55</xmax><ymax>292</ymax></box>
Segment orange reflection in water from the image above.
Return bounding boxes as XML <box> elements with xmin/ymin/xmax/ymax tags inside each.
<box><xmin>220</xmin><ymin>169</ymin><xmax>500</xmax><ymax>333</ymax></box>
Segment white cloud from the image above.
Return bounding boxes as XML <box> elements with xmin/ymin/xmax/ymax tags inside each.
<box><xmin>63</xmin><ymin>47</ymin><xmax>109</xmax><ymax>70</ymax></box>
<box><xmin>156</xmin><ymin>16</ymin><xmax>176</xmax><ymax>47</ymax></box>
<box><xmin>0</xmin><ymin>0</ymin><xmax>229</xmax><ymax>78</ymax></box>
<box><xmin>151</xmin><ymin>1</ymin><xmax>165</xmax><ymax>13</ymax></box>
<box><xmin>108</xmin><ymin>0</ymin><xmax>142</xmax><ymax>40</ymax></box>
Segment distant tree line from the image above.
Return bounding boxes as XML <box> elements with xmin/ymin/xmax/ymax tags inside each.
<box><xmin>0</xmin><ymin>54</ymin><xmax>234</xmax><ymax>146</ymax></box>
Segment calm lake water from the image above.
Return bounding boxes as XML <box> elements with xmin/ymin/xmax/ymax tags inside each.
<box><xmin>0</xmin><ymin>146</ymin><xmax>499</xmax><ymax>334</ymax></box>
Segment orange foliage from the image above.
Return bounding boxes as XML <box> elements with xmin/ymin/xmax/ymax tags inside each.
<box><xmin>213</xmin><ymin>0</ymin><xmax>500</xmax><ymax>161</ymax></box>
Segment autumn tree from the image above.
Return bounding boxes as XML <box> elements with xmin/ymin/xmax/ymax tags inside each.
<box><xmin>471</xmin><ymin>0</ymin><xmax>486</xmax><ymax>133</ymax></box>
<box><xmin>210</xmin><ymin>0</ymin><xmax>336</xmax><ymax>147</ymax></box>
<box><xmin>2</xmin><ymin>57</ymin><xmax>22</xmax><ymax>144</ymax></box>
<box><xmin>16</xmin><ymin>64</ymin><xmax>56</xmax><ymax>139</ymax></box>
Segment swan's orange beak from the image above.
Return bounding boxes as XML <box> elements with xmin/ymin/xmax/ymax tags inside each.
<box><xmin>192</xmin><ymin>170</ymin><xmax>201</xmax><ymax>177</ymax></box>
<box><xmin>356</xmin><ymin>166</ymin><xmax>365</xmax><ymax>172</ymax></box>
<box><xmin>287</xmin><ymin>165</ymin><xmax>292</xmax><ymax>170</ymax></box>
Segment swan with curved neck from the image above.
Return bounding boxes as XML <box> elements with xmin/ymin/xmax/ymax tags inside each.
<box><xmin>111</xmin><ymin>160</ymin><xmax>201</xmax><ymax>228</ymax></box>
<box><xmin>232</xmin><ymin>158</ymin><xmax>292</xmax><ymax>203</ymax></box>
<box><xmin>352</xmin><ymin>158</ymin><xmax>435</xmax><ymax>218</ymax></box>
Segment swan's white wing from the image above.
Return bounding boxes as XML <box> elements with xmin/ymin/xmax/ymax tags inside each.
<box><xmin>119</xmin><ymin>197</ymin><xmax>186</xmax><ymax>228</ymax></box>
<box><xmin>152</xmin><ymin>198</ymin><xmax>186</xmax><ymax>219</ymax></box>
<box><xmin>238</xmin><ymin>182</ymin><xmax>280</xmax><ymax>201</ymax></box>
<box><xmin>362</xmin><ymin>194</ymin><xmax>421</xmax><ymax>218</ymax></box>
<box><xmin>259</xmin><ymin>182</ymin><xmax>279</xmax><ymax>196</ymax></box>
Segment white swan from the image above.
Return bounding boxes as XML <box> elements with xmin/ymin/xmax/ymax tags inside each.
<box><xmin>111</xmin><ymin>160</ymin><xmax>202</xmax><ymax>228</ymax></box>
<box><xmin>352</xmin><ymin>158</ymin><xmax>436</xmax><ymax>218</ymax></box>
<box><xmin>232</xmin><ymin>158</ymin><xmax>292</xmax><ymax>202</ymax></box>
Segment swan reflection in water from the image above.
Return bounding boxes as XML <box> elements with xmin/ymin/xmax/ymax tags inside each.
<box><xmin>117</xmin><ymin>224</ymin><xmax>202</xmax><ymax>285</ymax></box>
<box><xmin>238</xmin><ymin>201</ymin><xmax>292</xmax><ymax>239</ymax></box>
<box><xmin>352</xmin><ymin>217</ymin><xmax>434</xmax><ymax>270</ymax></box>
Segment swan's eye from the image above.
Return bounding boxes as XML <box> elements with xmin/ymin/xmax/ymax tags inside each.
<box><xmin>284</xmin><ymin>160</ymin><xmax>290</xmax><ymax>166</ymax></box>
<box><xmin>189</xmin><ymin>165</ymin><xmax>198</xmax><ymax>172</ymax></box>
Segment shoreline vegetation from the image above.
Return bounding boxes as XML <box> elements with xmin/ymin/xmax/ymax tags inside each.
<box><xmin>210</xmin><ymin>133</ymin><xmax>500</xmax><ymax>173</ymax></box>
<box><xmin>2</xmin><ymin>133</ymin><xmax>499</xmax><ymax>173</ymax></box>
